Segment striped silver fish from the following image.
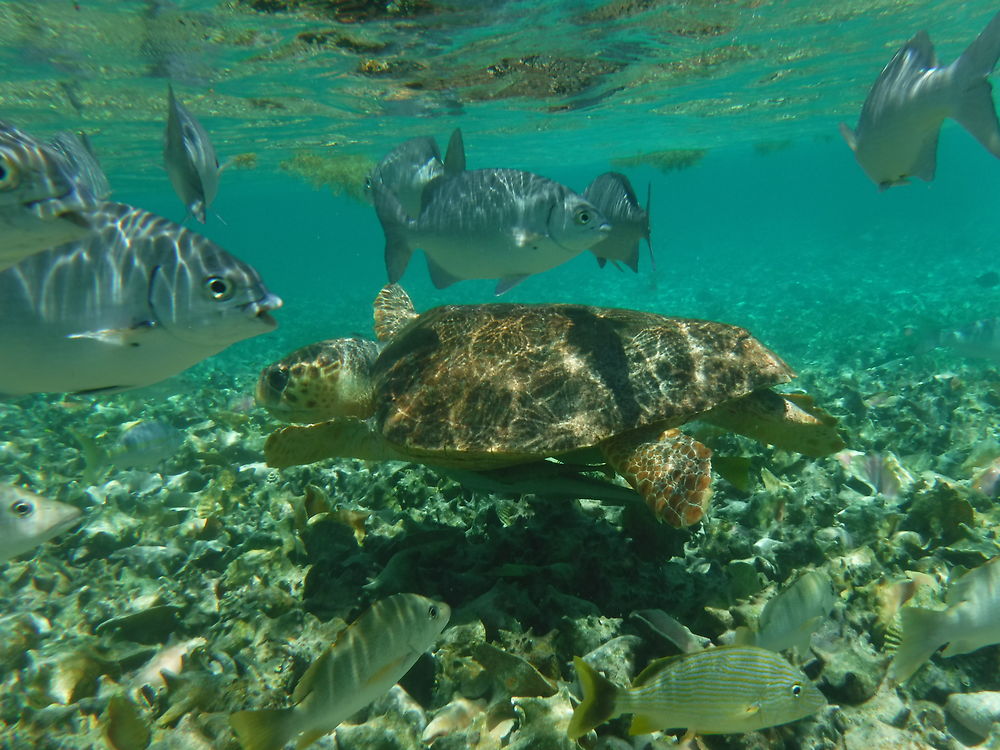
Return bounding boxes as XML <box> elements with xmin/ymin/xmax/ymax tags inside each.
<box><xmin>735</xmin><ymin>570</ymin><xmax>835</xmax><ymax>659</ymax></box>
<box><xmin>583</xmin><ymin>172</ymin><xmax>651</xmax><ymax>273</ymax></box>
<box><xmin>164</xmin><ymin>85</ymin><xmax>220</xmax><ymax>223</ymax></box>
<box><xmin>568</xmin><ymin>645</ymin><xmax>826</xmax><ymax>741</ymax></box>
<box><xmin>0</xmin><ymin>121</ymin><xmax>100</xmax><ymax>271</ymax></box>
<box><xmin>0</xmin><ymin>201</ymin><xmax>281</xmax><ymax>395</ymax></box>
<box><xmin>48</xmin><ymin>130</ymin><xmax>111</xmax><ymax>202</ymax></box>
<box><xmin>230</xmin><ymin>593</ymin><xmax>450</xmax><ymax>750</ymax></box>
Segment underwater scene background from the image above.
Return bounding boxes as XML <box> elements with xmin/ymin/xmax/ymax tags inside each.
<box><xmin>5</xmin><ymin>0</ymin><xmax>1000</xmax><ymax>748</ymax></box>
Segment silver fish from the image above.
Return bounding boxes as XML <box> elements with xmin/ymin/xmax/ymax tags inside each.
<box><xmin>75</xmin><ymin>420</ymin><xmax>185</xmax><ymax>482</ymax></box>
<box><xmin>0</xmin><ymin>201</ymin><xmax>281</xmax><ymax>395</ymax></box>
<box><xmin>735</xmin><ymin>570</ymin><xmax>835</xmax><ymax>659</ymax></box>
<box><xmin>890</xmin><ymin>557</ymin><xmax>1000</xmax><ymax>683</ymax></box>
<box><xmin>583</xmin><ymin>172</ymin><xmax>652</xmax><ymax>273</ymax></box>
<box><xmin>230</xmin><ymin>593</ymin><xmax>450</xmax><ymax>750</ymax></box>
<box><xmin>48</xmin><ymin>130</ymin><xmax>111</xmax><ymax>201</ymax></box>
<box><xmin>0</xmin><ymin>485</ymin><xmax>81</xmax><ymax>562</ymax></box>
<box><xmin>164</xmin><ymin>85</ymin><xmax>221</xmax><ymax>223</ymax></box>
<box><xmin>0</xmin><ymin>121</ymin><xmax>99</xmax><ymax>271</ymax></box>
<box><xmin>840</xmin><ymin>10</ymin><xmax>1000</xmax><ymax>189</ymax></box>
<box><xmin>368</xmin><ymin>132</ymin><xmax>464</xmax><ymax>218</ymax></box>
<box><xmin>375</xmin><ymin>164</ymin><xmax>610</xmax><ymax>295</ymax></box>
<box><xmin>922</xmin><ymin>317</ymin><xmax>1000</xmax><ymax>360</ymax></box>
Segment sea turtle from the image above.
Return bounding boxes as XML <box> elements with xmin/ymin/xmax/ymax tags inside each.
<box><xmin>256</xmin><ymin>285</ymin><xmax>843</xmax><ymax>527</ymax></box>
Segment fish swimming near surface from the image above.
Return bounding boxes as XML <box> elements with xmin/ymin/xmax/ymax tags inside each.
<box><xmin>164</xmin><ymin>84</ymin><xmax>221</xmax><ymax>223</ymax></box>
<box><xmin>889</xmin><ymin>557</ymin><xmax>1000</xmax><ymax>683</ymax></box>
<box><xmin>374</xmin><ymin>146</ymin><xmax>611</xmax><ymax>294</ymax></box>
<box><xmin>367</xmin><ymin>130</ymin><xmax>464</xmax><ymax>217</ymax></box>
<box><xmin>734</xmin><ymin>570</ymin><xmax>836</xmax><ymax>660</ymax></box>
<box><xmin>0</xmin><ymin>201</ymin><xmax>281</xmax><ymax>396</ymax></box>
<box><xmin>73</xmin><ymin>420</ymin><xmax>185</xmax><ymax>482</ymax></box>
<box><xmin>48</xmin><ymin>130</ymin><xmax>112</xmax><ymax>201</ymax></box>
<box><xmin>0</xmin><ymin>121</ymin><xmax>101</xmax><ymax>271</ymax></box>
<box><xmin>230</xmin><ymin>593</ymin><xmax>450</xmax><ymax>750</ymax></box>
<box><xmin>0</xmin><ymin>485</ymin><xmax>82</xmax><ymax>562</ymax></box>
<box><xmin>840</xmin><ymin>10</ymin><xmax>1000</xmax><ymax>189</ymax></box>
<box><xmin>568</xmin><ymin>645</ymin><xmax>826</xmax><ymax>741</ymax></box>
<box><xmin>583</xmin><ymin>171</ymin><xmax>652</xmax><ymax>273</ymax></box>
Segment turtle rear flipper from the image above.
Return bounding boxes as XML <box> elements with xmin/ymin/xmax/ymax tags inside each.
<box><xmin>703</xmin><ymin>390</ymin><xmax>845</xmax><ymax>458</ymax></box>
<box><xmin>265</xmin><ymin>418</ymin><xmax>407</xmax><ymax>468</ymax></box>
<box><xmin>601</xmin><ymin>428</ymin><xmax>713</xmax><ymax>528</ymax></box>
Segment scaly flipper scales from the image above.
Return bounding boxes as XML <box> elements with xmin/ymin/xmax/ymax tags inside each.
<box><xmin>265</xmin><ymin>418</ymin><xmax>407</xmax><ymax>469</ymax></box>
<box><xmin>601</xmin><ymin>428</ymin><xmax>712</xmax><ymax>528</ymax></box>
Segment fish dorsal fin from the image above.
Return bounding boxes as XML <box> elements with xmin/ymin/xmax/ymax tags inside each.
<box><xmin>903</xmin><ymin>30</ymin><xmax>937</xmax><ymax>70</ymax></box>
<box><xmin>373</xmin><ymin>284</ymin><xmax>419</xmax><ymax>341</ymax></box>
<box><xmin>444</xmin><ymin>128</ymin><xmax>466</xmax><ymax>174</ymax></box>
<box><xmin>292</xmin><ymin>645</ymin><xmax>333</xmax><ymax>704</ymax></box>
<box><xmin>631</xmin><ymin>653</ymin><xmax>685</xmax><ymax>687</ymax></box>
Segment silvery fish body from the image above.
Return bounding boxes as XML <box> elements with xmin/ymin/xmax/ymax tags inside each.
<box><xmin>840</xmin><ymin>10</ymin><xmax>1000</xmax><ymax>188</ymax></box>
<box><xmin>0</xmin><ymin>201</ymin><xmax>281</xmax><ymax>395</ymax></box>
<box><xmin>0</xmin><ymin>121</ymin><xmax>100</xmax><ymax>271</ymax></box>
<box><xmin>368</xmin><ymin>136</ymin><xmax>445</xmax><ymax>217</ymax></box>
<box><xmin>583</xmin><ymin>171</ymin><xmax>651</xmax><ymax>273</ymax></box>
<box><xmin>932</xmin><ymin>317</ymin><xmax>1000</xmax><ymax>360</ymax></box>
<box><xmin>890</xmin><ymin>557</ymin><xmax>1000</xmax><ymax>683</ymax></box>
<box><xmin>114</xmin><ymin>420</ymin><xmax>185</xmax><ymax>470</ymax></box>
<box><xmin>376</xmin><ymin>167</ymin><xmax>610</xmax><ymax>295</ymax></box>
<box><xmin>0</xmin><ymin>485</ymin><xmax>81</xmax><ymax>562</ymax></box>
<box><xmin>230</xmin><ymin>593</ymin><xmax>450</xmax><ymax>750</ymax></box>
<box><xmin>48</xmin><ymin>131</ymin><xmax>111</xmax><ymax>201</ymax></box>
<box><xmin>569</xmin><ymin>646</ymin><xmax>826</xmax><ymax>740</ymax></box>
<box><xmin>739</xmin><ymin>570</ymin><xmax>836</xmax><ymax>658</ymax></box>
<box><xmin>164</xmin><ymin>85</ymin><xmax>220</xmax><ymax>223</ymax></box>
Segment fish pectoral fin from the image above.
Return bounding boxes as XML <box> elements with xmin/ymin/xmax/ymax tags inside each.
<box><xmin>361</xmin><ymin>654</ymin><xmax>412</xmax><ymax>689</ymax></box>
<box><xmin>838</xmin><ymin>122</ymin><xmax>857</xmax><ymax>152</ymax></box>
<box><xmin>66</xmin><ymin>322</ymin><xmax>156</xmax><ymax>347</ymax></box>
<box><xmin>627</xmin><ymin>714</ymin><xmax>662</xmax><ymax>735</ymax></box>
<box><xmin>743</xmin><ymin>702</ymin><xmax>761</xmax><ymax>715</ymax></box>
<box><xmin>495</xmin><ymin>274</ymin><xmax>529</xmax><ymax>295</ymax></box>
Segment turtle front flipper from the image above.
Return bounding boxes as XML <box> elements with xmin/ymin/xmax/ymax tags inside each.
<box><xmin>265</xmin><ymin>418</ymin><xmax>408</xmax><ymax>468</ymax></box>
<box><xmin>702</xmin><ymin>389</ymin><xmax>844</xmax><ymax>458</ymax></box>
<box><xmin>600</xmin><ymin>428</ymin><xmax>713</xmax><ymax>528</ymax></box>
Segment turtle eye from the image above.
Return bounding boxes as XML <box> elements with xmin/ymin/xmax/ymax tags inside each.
<box><xmin>266</xmin><ymin>367</ymin><xmax>289</xmax><ymax>395</ymax></box>
<box><xmin>0</xmin><ymin>154</ymin><xmax>20</xmax><ymax>191</ymax></box>
<box><xmin>10</xmin><ymin>499</ymin><xmax>33</xmax><ymax>518</ymax></box>
<box><xmin>574</xmin><ymin>208</ymin><xmax>592</xmax><ymax>225</ymax></box>
<box><xmin>205</xmin><ymin>276</ymin><xmax>233</xmax><ymax>301</ymax></box>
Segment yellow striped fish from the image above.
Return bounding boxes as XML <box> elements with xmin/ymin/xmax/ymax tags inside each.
<box><xmin>568</xmin><ymin>645</ymin><xmax>826</xmax><ymax>741</ymax></box>
<box><xmin>230</xmin><ymin>593</ymin><xmax>450</xmax><ymax>750</ymax></box>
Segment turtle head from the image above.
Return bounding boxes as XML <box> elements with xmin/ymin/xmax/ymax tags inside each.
<box><xmin>255</xmin><ymin>338</ymin><xmax>381</xmax><ymax>423</ymax></box>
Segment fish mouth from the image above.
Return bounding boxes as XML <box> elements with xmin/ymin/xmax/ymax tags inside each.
<box><xmin>249</xmin><ymin>292</ymin><xmax>283</xmax><ymax>327</ymax></box>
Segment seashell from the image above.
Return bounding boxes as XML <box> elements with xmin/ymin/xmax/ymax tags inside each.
<box><xmin>971</xmin><ymin>457</ymin><xmax>1000</xmax><ymax>497</ymax></box>
<box><xmin>370</xmin><ymin>684</ymin><xmax>427</xmax><ymax>735</ymax></box>
<box><xmin>105</xmin><ymin>694</ymin><xmax>151</xmax><ymax>750</ymax></box>
<box><xmin>837</xmin><ymin>450</ymin><xmax>913</xmax><ymax>498</ymax></box>
<box><xmin>869</xmin><ymin>571</ymin><xmax>937</xmax><ymax>636</ymax></box>
<box><xmin>96</xmin><ymin>604</ymin><xmax>184</xmax><ymax>644</ymax></box>
<box><xmin>48</xmin><ymin>649</ymin><xmax>108</xmax><ymax>704</ymax></box>
<box><xmin>946</xmin><ymin>691</ymin><xmax>1000</xmax><ymax>737</ymax></box>
<box><xmin>132</xmin><ymin>637</ymin><xmax>207</xmax><ymax>692</ymax></box>
<box><xmin>422</xmin><ymin>697</ymin><xmax>485</xmax><ymax>743</ymax></box>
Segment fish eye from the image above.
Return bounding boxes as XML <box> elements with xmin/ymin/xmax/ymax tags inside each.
<box><xmin>428</xmin><ymin>605</ymin><xmax>439</xmax><ymax>619</ymax></box>
<box><xmin>204</xmin><ymin>276</ymin><xmax>233</xmax><ymax>301</ymax></box>
<box><xmin>791</xmin><ymin>683</ymin><xmax>802</xmax><ymax>698</ymax></box>
<box><xmin>574</xmin><ymin>208</ymin><xmax>592</xmax><ymax>225</ymax></box>
<box><xmin>10</xmin><ymin>500</ymin><xmax>33</xmax><ymax>518</ymax></box>
<box><xmin>0</xmin><ymin>154</ymin><xmax>20</xmax><ymax>191</ymax></box>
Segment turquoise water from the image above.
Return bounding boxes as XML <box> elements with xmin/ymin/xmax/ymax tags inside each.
<box><xmin>6</xmin><ymin>1</ymin><xmax>1000</xmax><ymax>748</ymax></box>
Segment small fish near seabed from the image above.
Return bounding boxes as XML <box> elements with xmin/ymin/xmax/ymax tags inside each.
<box><xmin>230</xmin><ymin>593</ymin><xmax>450</xmax><ymax>750</ymax></box>
<box><xmin>840</xmin><ymin>10</ymin><xmax>1000</xmax><ymax>189</ymax></box>
<box><xmin>373</xmin><ymin>132</ymin><xmax>610</xmax><ymax>295</ymax></box>
<box><xmin>568</xmin><ymin>645</ymin><xmax>827</xmax><ymax>741</ymax></box>
<box><xmin>0</xmin><ymin>121</ymin><xmax>101</xmax><ymax>271</ymax></box>
<box><xmin>367</xmin><ymin>130</ymin><xmax>464</xmax><ymax>217</ymax></box>
<box><xmin>735</xmin><ymin>569</ymin><xmax>836</xmax><ymax>660</ymax></box>
<box><xmin>73</xmin><ymin>420</ymin><xmax>185</xmax><ymax>482</ymax></box>
<box><xmin>0</xmin><ymin>485</ymin><xmax>82</xmax><ymax>563</ymax></box>
<box><xmin>889</xmin><ymin>557</ymin><xmax>1000</xmax><ymax>683</ymax></box>
<box><xmin>912</xmin><ymin>317</ymin><xmax>1000</xmax><ymax>360</ymax></box>
<box><xmin>0</xmin><ymin>201</ymin><xmax>281</xmax><ymax>396</ymax></box>
<box><xmin>583</xmin><ymin>171</ymin><xmax>652</xmax><ymax>273</ymax></box>
<box><xmin>164</xmin><ymin>84</ymin><xmax>221</xmax><ymax>223</ymax></box>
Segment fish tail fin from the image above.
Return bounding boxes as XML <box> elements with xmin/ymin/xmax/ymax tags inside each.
<box><xmin>951</xmin><ymin>11</ymin><xmax>1000</xmax><ymax>157</ymax></box>
<box><xmin>568</xmin><ymin>656</ymin><xmax>619</xmax><ymax>740</ymax></box>
<box><xmin>372</xmin><ymin>185</ymin><xmax>413</xmax><ymax>283</ymax></box>
<box><xmin>67</xmin><ymin>428</ymin><xmax>107</xmax><ymax>485</ymax></box>
<box><xmin>229</xmin><ymin>707</ymin><xmax>298</xmax><ymax>750</ymax></box>
<box><xmin>887</xmin><ymin>607</ymin><xmax>945</xmax><ymax>683</ymax></box>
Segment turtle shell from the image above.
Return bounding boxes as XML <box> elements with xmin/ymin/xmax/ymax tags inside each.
<box><xmin>371</xmin><ymin>303</ymin><xmax>794</xmax><ymax>463</ymax></box>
